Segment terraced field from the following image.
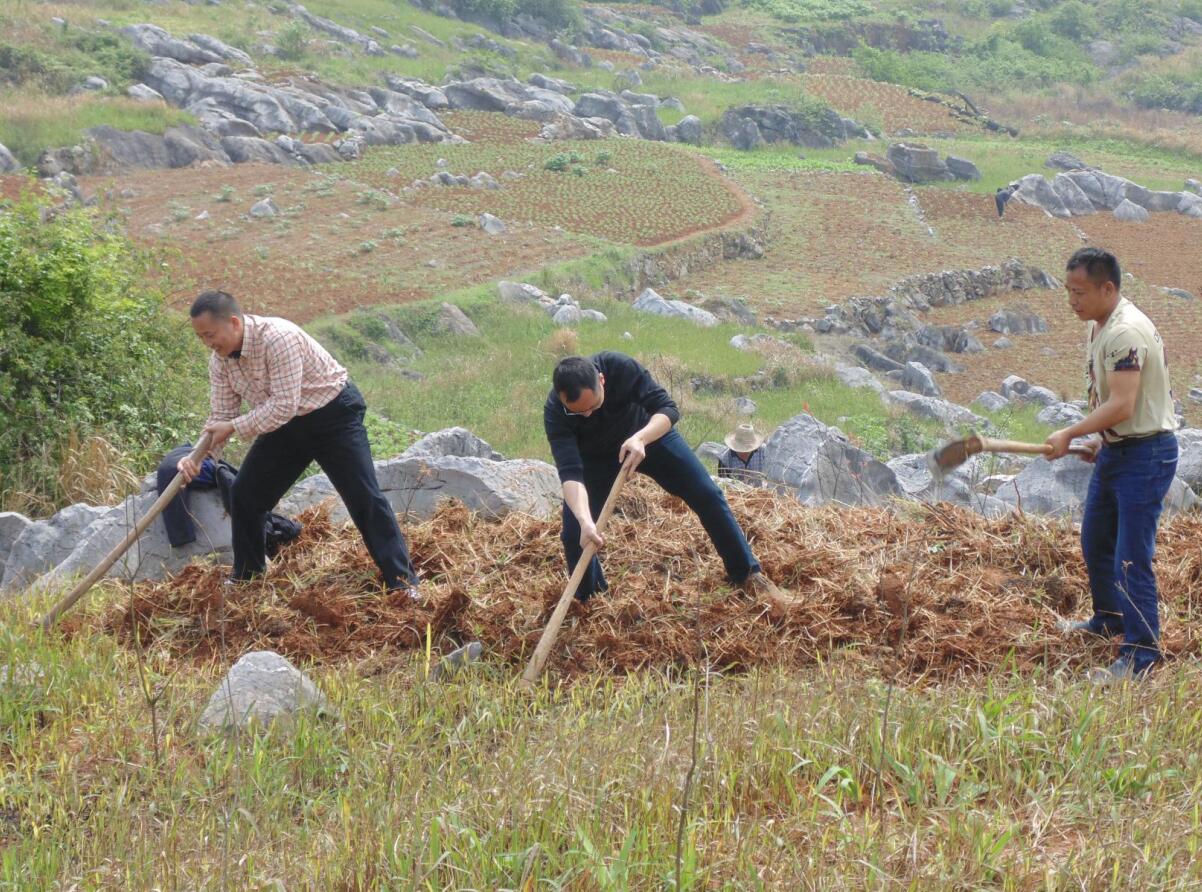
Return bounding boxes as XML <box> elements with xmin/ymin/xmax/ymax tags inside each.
<box><xmin>349</xmin><ymin>129</ymin><xmax>752</xmax><ymax>245</ymax></box>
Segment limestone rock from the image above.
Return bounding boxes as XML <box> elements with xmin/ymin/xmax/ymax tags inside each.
<box><xmin>631</xmin><ymin>288</ymin><xmax>718</xmax><ymax>327</ymax></box>
<box><xmin>1113</xmin><ymin>199</ymin><xmax>1149</xmax><ymax>223</ymax></box>
<box><xmin>432</xmin><ymin>303</ymin><xmax>479</xmax><ymax>336</ymax></box>
<box><xmin>198</xmin><ymin>651</ymin><xmax>332</xmax><ymax>733</ymax></box>
<box><xmin>761</xmin><ymin>413</ymin><xmax>901</xmax><ymax>506</ymax></box>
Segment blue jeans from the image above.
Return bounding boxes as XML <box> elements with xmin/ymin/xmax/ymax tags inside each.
<box><xmin>561</xmin><ymin>428</ymin><xmax>760</xmax><ymax>600</ymax></box>
<box><xmin>1079</xmin><ymin>432</ymin><xmax>1177</xmax><ymax>671</ymax></box>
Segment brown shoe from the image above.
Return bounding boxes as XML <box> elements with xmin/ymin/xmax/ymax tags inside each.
<box><xmin>741</xmin><ymin>572</ymin><xmax>796</xmax><ymax>613</ymax></box>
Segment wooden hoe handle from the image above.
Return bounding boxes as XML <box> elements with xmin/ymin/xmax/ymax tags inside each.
<box><xmin>40</xmin><ymin>432</ymin><xmax>214</xmax><ymax>632</ymax></box>
<box><xmin>980</xmin><ymin>437</ymin><xmax>1093</xmax><ymax>458</ymax></box>
<box><xmin>520</xmin><ymin>457</ymin><xmax>635</xmax><ymax>688</ymax></box>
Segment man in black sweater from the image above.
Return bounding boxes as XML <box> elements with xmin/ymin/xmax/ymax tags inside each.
<box><xmin>544</xmin><ymin>352</ymin><xmax>784</xmax><ymax>601</ymax></box>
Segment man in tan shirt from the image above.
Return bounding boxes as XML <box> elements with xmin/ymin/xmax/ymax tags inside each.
<box><xmin>178</xmin><ymin>290</ymin><xmax>420</xmax><ymax>597</ymax></box>
<box><xmin>1045</xmin><ymin>248</ymin><xmax>1178</xmax><ymax>682</ymax></box>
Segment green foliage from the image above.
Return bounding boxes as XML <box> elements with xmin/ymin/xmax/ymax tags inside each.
<box><xmin>444</xmin><ymin>0</ymin><xmax>579</xmax><ymax>30</ymax></box>
<box><xmin>738</xmin><ymin>0</ymin><xmax>871</xmax><ymax>23</ymax></box>
<box><xmin>0</xmin><ymin>30</ymin><xmax>148</xmax><ymax>94</ymax></box>
<box><xmin>0</xmin><ymin>196</ymin><xmax>202</xmax><ymax>508</ymax></box>
<box><xmin>274</xmin><ymin>21</ymin><xmax>310</xmax><ymax>62</ymax></box>
<box><xmin>1128</xmin><ymin>72</ymin><xmax>1202</xmax><ymax>114</ymax></box>
<box><xmin>853</xmin><ymin>35</ymin><xmax>1094</xmax><ymax>93</ymax></box>
<box><xmin>450</xmin><ymin>213</ymin><xmax>474</xmax><ymax>226</ymax></box>
<box><xmin>0</xmin><ymin>96</ymin><xmax>194</xmax><ymax>167</ymax></box>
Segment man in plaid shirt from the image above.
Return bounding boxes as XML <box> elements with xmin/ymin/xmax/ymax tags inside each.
<box><xmin>177</xmin><ymin>290</ymin><xmax>420</xmax><ymax>597</ymax></box>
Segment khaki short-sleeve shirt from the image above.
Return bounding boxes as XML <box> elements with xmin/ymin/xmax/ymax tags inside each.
<box><xmin>1086</xmin><ymin>297</ymin><xmax>1176</xmax><ymax>441</ymax></box>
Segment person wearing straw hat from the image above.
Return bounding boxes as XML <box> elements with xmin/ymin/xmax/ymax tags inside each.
<box><xmin>718</xmin><ymin>423</ymin><xmax>766</xmax><ymax>486</ymax></box>
<box><xmin>545</xmin><ymin>352</ymin><xmax>786</xmax><ymax>603</ymax></box>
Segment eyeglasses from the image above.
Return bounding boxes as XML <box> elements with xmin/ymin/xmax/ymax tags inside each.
<box><xmin>562</xmin><ymin>392</ymin><xmax>604</xmax><ymax>417</ymax></box>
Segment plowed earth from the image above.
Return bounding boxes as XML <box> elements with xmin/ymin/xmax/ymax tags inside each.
<box><xmin>84</xmin><ymin>478</ymin><xmax>1202</xmax><ymax>684</ymax></box>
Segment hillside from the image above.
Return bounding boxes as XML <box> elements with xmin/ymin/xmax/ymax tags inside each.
<box><xmin>5</xmin><ymin>0</ymin><xmax>1202</xmax><ymax>886</ymax></box>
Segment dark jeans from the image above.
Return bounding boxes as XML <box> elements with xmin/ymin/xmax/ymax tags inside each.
<box><xmin>230</xmin><ymin>382</ymin><xmax>417</xmax><ymax>588</ymax></box>
<box><xmin>561</xmin><ymin>428</ymin><xmax>760</xmax><ymax>600</ymax></box>
<box><xmin>1080</xmin><ymin>432</ymin><xmax>1177</xmax><ymax>671</ymax></box>
<box><xmin>158</xmin><ymin>445</ymin><xmax>216</xmax><ymax>548</ymax></box>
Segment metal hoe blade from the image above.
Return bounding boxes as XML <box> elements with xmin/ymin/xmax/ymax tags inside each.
<box><xmin>926</xmin><ymin>433</ymin><xmax>985</xmax><ymax>478</ymax></box>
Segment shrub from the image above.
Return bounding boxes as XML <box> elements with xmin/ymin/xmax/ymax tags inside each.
<box><xmin>275</xmin><ymin>22</ymin><xmax>310</xmax><ymax>62</ymax></box>
<box><xmin>0</xmin><ymin>195</ymin><xmax>203</xmax><ymax>511</ymax></box>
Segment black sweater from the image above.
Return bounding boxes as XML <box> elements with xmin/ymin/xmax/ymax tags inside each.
<box><xmin>543</xmin><ymin>351</ymin><xmax>680</xmax><ymax>483</ymax></box>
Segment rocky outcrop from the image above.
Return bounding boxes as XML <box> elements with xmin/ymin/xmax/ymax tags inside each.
<box><xmin>631</xmin><ymin>288</ymin><xmax>719</xmax><ymax>327</ymax></box>
<box><xmin>800</xmin><ymin>260</ymin><xmax>1058</xmax><ymax>341</ymax></box>
<box><xmin>279</xmin><ymin>433</ymin><xmax>559</xmax><ymax>524</ymax></box>
<box><xmin>761</xmin><ymin>413</ymin><xmax>902</xmax><ymax>507</ymax></box>
<box><xmin>995</xmin><ymin>457</ymin><xmax>1198</xmax><ymax>517</ymax></box>
<box><xmin>1</xmin><ymin>430</ymin><xmax>558</xmax><ymax>595</ymax></box>
<box><xmin>721</xmin><ymin>105</ymin><xmax>857</xmax><ymax>150</ymax></box>
<box><xmin>1012</xmin><ymin>168</ymin><xmax>1202</xmax><ymax>220</ymax></box>
<box><xmin>0</xmin><ymin>143</ymin><xmax>19</xmax><ymax>172</ymax></box>
<box><xmin>886</xmin><ymin>143</ymin><xmax>951</xmax><ymax>182</ymax></box>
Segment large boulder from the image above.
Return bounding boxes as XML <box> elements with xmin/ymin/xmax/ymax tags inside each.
<box><xmin>1175</xmin><ymin>428</ymin><xmax>1202</xmax><ymax>492</ymax></box>
<box><xmin>1061</xmin><ymin>169</ymin><xmax>1131</xmax><ymax>211</ymax></box>
<box><xmin>1013</xmin><ymin>174</ymin><xmax>1070</xmax><ymax>217</ymax></box>
<box><xmin>761</xmin><ymin>413</ymin><xmax>901</xmax><ymax>507</ymax></box>
<box><xmin>0</xmin><ymin>142</ymin><xmax>20</xmax><ymax>172</ymax></box>
<box><xmin>1051</xmin><ymin>173</ymin><xmax>1096</xmax><ymax>216</ymax></box>
<box><xmin>1046</xmin><ymin>151</ymin><xmax>1089</xmax><ymax>172</ymax></box>
<box><xmin>0</xmin><ymin>512</ymin><xmax>33</xmax><ymax>577</ymax></box>
<box><xmin>1122</xmin><ymin>183</ymin><xmax>1184</xmax><ymax>213</ymax></box>
<box><xmin>945</xmin><ymin>155</ymin><xmax>980</xmax><ymax>181</ymax></box>
<box><xmin>221</xmin><ymin>136</ymin><xmax>294</xmax><ymax>165</ymax></box>
<box><xmin>280</xmin><ymin>444</ymin><xmax>560</xmax><ymax>522</ymax></box>
<box><xmin>432</xmin><ymin>303</ymin><xmax>479</xmax><ymax>336</ymax></box>
<box><xmin>995</xmin><ymin>457</ymin><xmax>1198</xmax><ymax>517</ymax></box>
<box><xmin>988</xmin><ymin>305</ymin><xmax>1047</xmax><ymax>335</ymax></box>
<box><xmin>835</xmin><ymin>364</ymin><xmax>885</xmax><ymax>394</ymax></box>
<box><xmin>888</xmin><ymin>453</ymin><xmax>1008</xmax><ymax>518</ymax></box>
<box><xmin>188</xmin><ymin>33</ymin><xmax>255</xmax><ymax>67</ymax></box>
<box><xmin>1113</xmin><ymin>199</ymin><xmax>1149</xmax><ymax>223</ymax></box>
<box><xmin>852</xmin><ymin>343</ymin><xmax>903</xmax><ymax>373</ymax></box>
<box><xmin>886</xmin><ymin>391</ymin><xmax>987</xmax><ymax>429</ymax></box>
<box><xmin>403</xmin><ymin>427</ymin><xmax>504</xmax><ymax>461</ymax></box>
<box><xmin>120</xmin><ymin>23</ymin><xmax>224</xmax><ymax>65</ymax></box>
<box><xmin>668</xmin><ymin>115</ymin><xmax>703</xmax><ymax>145</ymax></box>
<box><xmin>721</xmin><ymin>105</ymin><xmax>843</xmax><ymax>149</ymax></box>
<box><xmin>33</xmin><ymin>489</ymin><xmax>231</xmax><ymax>590</ymax></box>
<box><xmin>631</xmin><ymin>288</ymin><xmax>718</xmax><ymax>327</ymax></box>
<box><xmin>900</xmin><ymin>361</ymin><xmax>941</xmax><ymax>398</ymax></box>
<box><xmin>1</xmin><ymin>503</ymin><xmax>110</xmax><ymax>591</ymax></box>
<box><xmin>384</xmin><ymin>76</ymin><xmax>450</xmax><ymax>110</ymax></box>
<box><xmin>886</xmin><ymin>143</ymin><xmax>951</xmax><ymax>183</ymax></box>
<box><xmin>198</xmin><ymin>651</ymin><xmax>332</xmax><ymax>733</ymax></box>
<box><xmin>1036</xmin><ymin>402</ymin><xmax>1086</xmax><ymax>426</ymax></box>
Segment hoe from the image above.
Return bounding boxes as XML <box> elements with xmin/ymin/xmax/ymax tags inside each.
<box><xmin>927</xmin><ymin>432</ymin><xmax>1092</xmax><ymax>478</ymax></box>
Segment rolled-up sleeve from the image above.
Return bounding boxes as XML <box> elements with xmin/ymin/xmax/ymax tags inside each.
<box><xmin>232</xmin><ymin>330</ymin><xmax>304</xmax><ymax>438</ymax></box>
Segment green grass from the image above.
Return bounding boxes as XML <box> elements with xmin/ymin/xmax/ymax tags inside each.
<box><xmin>312</xmin><ymin>276</ymin><xmax>952</xmax><ymax>464</ymax></box>
<box><xmin>6</xmin><ymin>592</ymin><xmax>1202</xmax><ymax>888</ymax></box>
<box><xmin>920</xmin><ymin>134</ymin><xmax>1202</xmax><ymax>195</ymax></box>
<box><xmin>0</xmin><ymin>93</ymin><xmax>194</xmax><ymax>166</ymax></box>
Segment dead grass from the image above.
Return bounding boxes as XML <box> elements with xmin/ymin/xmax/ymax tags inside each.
<box><xmin>88</xmin><ymin>478</ymin><xmax>1202</xmax><ymax>682</ymax></box>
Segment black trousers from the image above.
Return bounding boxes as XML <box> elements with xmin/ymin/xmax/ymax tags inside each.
<box><xmin>158</xmin><ymin>446</ymin><xmax>300</xmax><ymax>553</ymax></box>
<box><xmin>230</xmin><ymin>382</ymin><xmax>417</xmax><ymax>587</ymax></box>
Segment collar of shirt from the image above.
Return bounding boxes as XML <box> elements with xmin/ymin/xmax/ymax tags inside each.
<box><xmin>224</xmin><ymin>314</ymin><xmax>261</xmax><ymax>364</ymax></box>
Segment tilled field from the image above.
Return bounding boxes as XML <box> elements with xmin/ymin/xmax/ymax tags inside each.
<box><xmin>87</xmin><ymin>478</ymin><xmax>1202</xmax><ymax>683</ymax></box>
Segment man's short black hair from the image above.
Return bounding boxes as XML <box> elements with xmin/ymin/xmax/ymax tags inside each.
<box><xmin>1066</xmin><ymin>247</ymin><xmax>1121</xmax><ymax>290</ymax></box>
<box><xmin>553</xmin><ymin>355</ymin><xmax>599</xmax><ymax>402</ymax></box>
<box><xmin>190</xmin><ymin>290</ymin><xmax>242</xmax><ymax>320</ymax></box>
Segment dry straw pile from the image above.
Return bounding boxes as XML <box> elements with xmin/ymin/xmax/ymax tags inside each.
<box><xmin>95</xmin><ymin>478</ymin><xmax>1202</xmax><ymax>681</ymax></box>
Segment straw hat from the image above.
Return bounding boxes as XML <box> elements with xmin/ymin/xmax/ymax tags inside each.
<box><xmin>724</xmin><ymin>423</ymin><xmax>764</xmax><ymax>453</ymax></box>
